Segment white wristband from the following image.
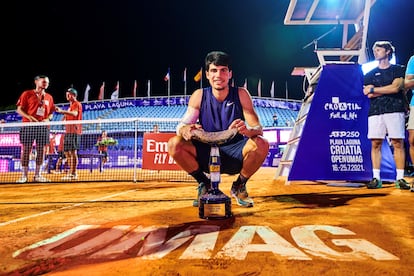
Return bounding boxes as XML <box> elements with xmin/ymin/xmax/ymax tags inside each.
<box><xmin>176</xmin><ymin>106</ymin><xmax>199</xmax><ymax>135</ymax></box>
<box><xmin>247</xmin><ymin>125</ymin><xmax>262</xmax><ymax>131</ymax></box>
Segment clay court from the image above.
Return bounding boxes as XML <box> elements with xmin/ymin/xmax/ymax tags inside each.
<box><xmin>0</xmin><ymin>167</ymin><xmax>413</xmax><ymax>276</ymax></box>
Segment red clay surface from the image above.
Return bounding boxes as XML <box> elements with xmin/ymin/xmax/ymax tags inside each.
<box><xmin>0</xmin><ymin>167</ymin><xmax>413</xmax><ymax>275</ymax></box>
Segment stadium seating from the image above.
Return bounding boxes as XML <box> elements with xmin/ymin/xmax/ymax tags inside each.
<box><xmin>0</xmin><ymin>97</ymin><xmax>299</xmax><ymax>131</ymax></box>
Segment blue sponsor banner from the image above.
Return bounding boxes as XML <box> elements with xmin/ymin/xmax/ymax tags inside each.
<box><xmin>288</xmin><ymin>64</ymin><xmax>396</xmax><ymax>182</ymax></box>
<box><xmin>252</xmin><ymin>98</ymin><xmax>301</xmax><ymax>111</ymax></box>
<box><xmin>82</xmin><ymin>96</ymin><xmax>189</xmax><ymax>112</ymax></box>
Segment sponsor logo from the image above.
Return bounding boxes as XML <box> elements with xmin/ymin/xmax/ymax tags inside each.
<box><xmin>13</xmin><ymin>224</ymin><xmax>399</xmax><ymax>262</ymax></box>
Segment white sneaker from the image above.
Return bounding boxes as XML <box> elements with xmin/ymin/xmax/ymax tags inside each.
<box><xmin>61</xmin><ymin>174</ymin><xmax>78</xmax><ymax>180</ymax></box>
<box><xmin>61</xmin><ymin>174</ymin><xmax>73</xmax><ymax>180</ymax></box>
<box><xmin>16</xmin><ymin>176</ymin><xmax>28</xmax><ymax>183</ymax></box>
<box><xmin>34</xmin><ymin>175</ymin><xmax>51</xmax><ymax>183</ymax></box>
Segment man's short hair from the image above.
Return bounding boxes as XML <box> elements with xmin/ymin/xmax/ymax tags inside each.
<box><xmin>205</xmin><ymin>51</ymin><xmax>232</xmax><ymax>70</ymax></box>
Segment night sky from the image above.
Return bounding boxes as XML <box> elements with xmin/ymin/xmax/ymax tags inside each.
<box><xmin>6</xmin><ymin>0</ymin><xmax>413</xmax><ymax>108</ymax></box>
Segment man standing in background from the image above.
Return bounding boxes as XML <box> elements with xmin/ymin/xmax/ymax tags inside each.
<box><xmin>16</xmin><ymin>75</ymin><xmax>56</xmax><ymax>183</ymax></box>
<box><xmin>56</xmin><ymin>88</ymin><xmax>82</xmax><ymax>180</ymax></box>
<box><xmin>363</xmin><ymin>41</ymin><xmax>410</xmax><ymax>190</ymax></box>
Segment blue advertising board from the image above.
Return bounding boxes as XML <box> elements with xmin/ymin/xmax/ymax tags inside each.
<box><xmin>288</xmin><ymin>64</ymin><xmax>396</xmax><ymax>182</ymax></box>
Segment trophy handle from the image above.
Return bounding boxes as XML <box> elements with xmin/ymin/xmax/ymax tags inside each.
<box><xmin>191</xmin><ymin>129</ymin><xmax>238</xmax><ymax>145</ymax></box>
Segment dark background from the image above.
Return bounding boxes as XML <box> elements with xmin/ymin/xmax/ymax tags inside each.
<box><xmin>5</xmin><ymin>0</ymin><xmax>413</xmax><ymax>108</ymax></box>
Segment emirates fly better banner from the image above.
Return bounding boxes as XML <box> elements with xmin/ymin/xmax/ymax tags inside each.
<box><xmin>142</xmin><ymin>133</ymin><xmax>181</xmax><ymax>170</ymax></box>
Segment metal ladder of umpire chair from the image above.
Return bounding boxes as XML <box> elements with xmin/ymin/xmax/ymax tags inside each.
<box><xmin>274</xmin><ymin>66</ymin><xmax>322</xmax><ymax>183</ymax></box>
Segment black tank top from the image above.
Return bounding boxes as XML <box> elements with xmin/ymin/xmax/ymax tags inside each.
<box><xmin>199</xmin><ymin>86</ymin><xmax>244</xmax><ymax>132</ymax></box>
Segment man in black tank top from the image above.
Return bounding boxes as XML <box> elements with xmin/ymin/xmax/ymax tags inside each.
<box><xmin>168</xmin><ymin>51</ymin><xmax>270</xmax><ymax>208</ymax></box>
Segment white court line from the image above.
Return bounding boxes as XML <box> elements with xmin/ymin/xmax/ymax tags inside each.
<box><xmin>0</xmin><ymin>189</ymin><xmax>139</xmax><ymax>227</ymax></box>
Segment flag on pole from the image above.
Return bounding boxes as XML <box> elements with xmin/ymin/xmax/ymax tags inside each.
<box><xmin>270</xmin><ymin>81</ymin><xmax>275</xmax><ymax>98</ymax></box>
<box><xmin>183</xmin><ymin>68</ymin><xmax>187</xmax><ymax>96</ymax></box>
<box><xmin>98</xmin><ymin>82</ymin><xmax>105</xmax><ymax>100</ymax></box>
<box><xmin>147</xmin><ymin>80</ymin><xmax>151</xmax><ymax>98</ymax></box>
<box><xmin>164</xmin><ymin>68</ymin><xmax>170</xmax><ymax>81</ymax></box>
<box><xmin>285</xmin><ymin>81</ymin><xmax>289</xmax><ymax>100</ymax></box>
<box><xmin>132</xmin><ymin>80</ymin><xmax>137</xmax><ymax>98</ymax></box>
<box><xmin>243</xmin><ymin>78</ymin><xmax>248</xmax><ymax>89</ymax></box>
<box><xmin>164</xmin><ymin>68</ymin><xmax>171</xmax><ymax>103</ymax></box>
<box><xmin>111</xmin><ymin>81</ymin><xmax>119</xmax><ymax>100</ymax></box>
<box><xmin>194</xmin><ymin>68</ymin><xmax>202</xmax><ymax>82</ymax></box>
<box><xmin>257</xmin><ymin>79</ymin><xmax>262</xmax><ymax>97</ymax></box>
<box><xmin>83</xmin><ymin>84</ymin><xmax>90</xmax><ymax>102</ymax></box>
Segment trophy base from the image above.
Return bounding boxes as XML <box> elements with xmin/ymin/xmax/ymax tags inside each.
<box><xmin>199</xmin><ymin>189</ymin><xmax>232</xmax><ymax>220</ymax></box>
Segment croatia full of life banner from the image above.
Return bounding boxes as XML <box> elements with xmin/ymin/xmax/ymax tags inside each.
<box><xmin>288</xmin><ymin>64</ymin><xmax>396</xmax><ymax>182</ymax></box>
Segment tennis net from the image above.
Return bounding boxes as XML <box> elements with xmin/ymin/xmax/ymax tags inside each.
<box><xmin>0</xmin><ymin>117</ymin><xmax>194</xmax><ymax>184</ymax></box>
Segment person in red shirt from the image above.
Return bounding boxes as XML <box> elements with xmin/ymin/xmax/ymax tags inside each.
<box><xmin>56</xmin><ymin>88</ymin><xmax>82</xmax><ymax>180</ymax></box>
<box><xmin>16</xmin><ymin>75</ymin><xmax>56</xmax><ymax>183</ymax></box>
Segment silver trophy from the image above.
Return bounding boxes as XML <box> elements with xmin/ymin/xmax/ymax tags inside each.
<box><xmin>191</xmin><ymin>129</ymin><xmax>237</xmax><ymax>219</ymax></box>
